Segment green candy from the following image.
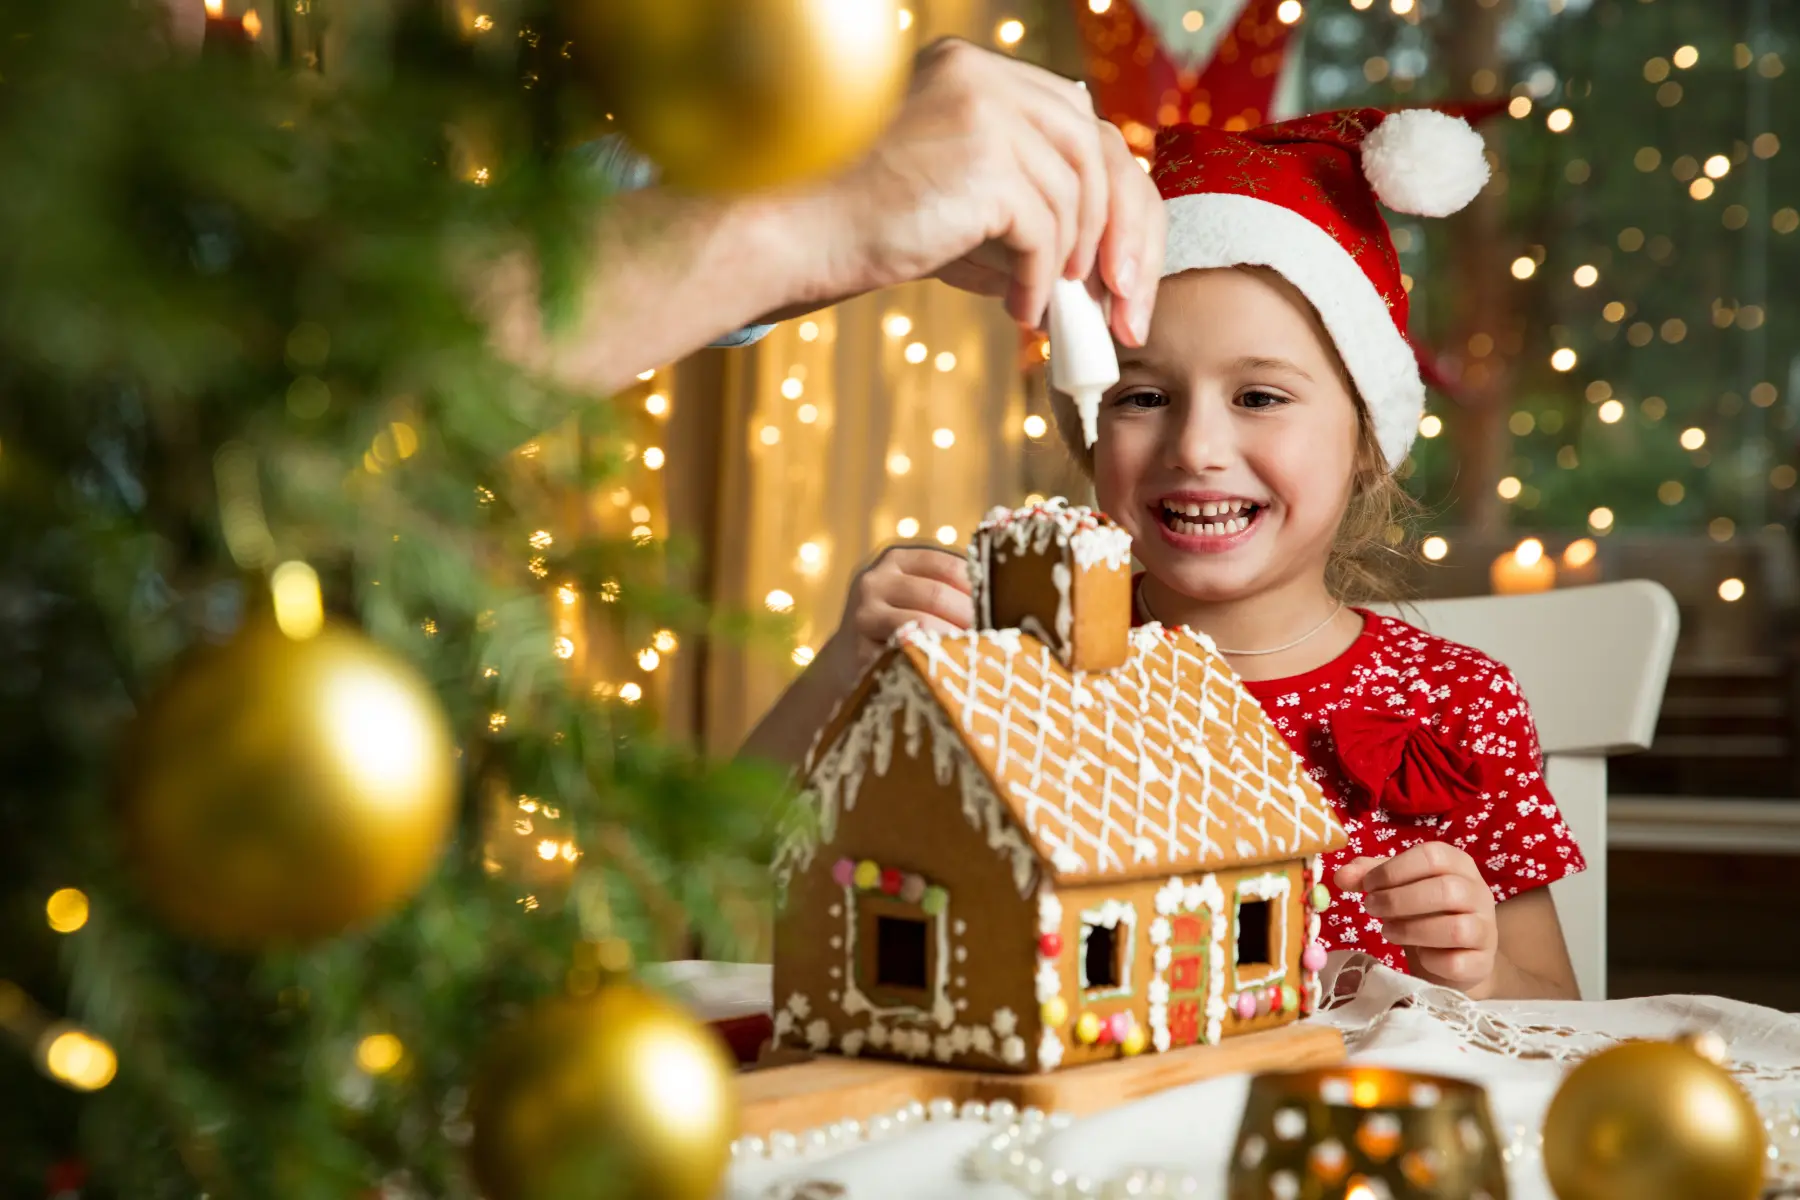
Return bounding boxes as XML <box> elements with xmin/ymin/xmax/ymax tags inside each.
<box><xmin>1281</xmin><ymin>984</ymin><xmax>1299</xmax><ymax>1013</ymax></box>
<box><xmin>1310</xmin><ymin>884</ymin><xmax>1331</xmax><ymax>911</ymax></box>
<box><xmin>921</xmin><ymin>886</ymin><xmax>949</xmax><ymax>916</ymax></box>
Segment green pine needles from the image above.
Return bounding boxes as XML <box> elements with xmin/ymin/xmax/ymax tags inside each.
<box><xmin>0</xmin><ymin>1</ymin><xmax>785</xmax><ymax>1194</ymax></box>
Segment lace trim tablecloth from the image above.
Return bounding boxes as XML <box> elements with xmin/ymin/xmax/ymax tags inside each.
<box><xmin>719</xmin><ymin>953</ymin><xmax>1800</xmax><ymax>1200</ymax></box>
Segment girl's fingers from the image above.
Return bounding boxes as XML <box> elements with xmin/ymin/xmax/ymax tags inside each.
<box><xmin>1350</xmin><ymin>842</ymin><xmax>1477</xmax><ymax>893</ymax></box>
<box><xmin>878</xmin><ymin>575</ymin><xmax>976</xmax><ymax>629</ymax></box>
<box><xmin>1376</xmin><ymin>913</ymin><xmax>1493</xmax><ymax>951</ymax></box>
<box><xmin>1332</xmin><ymin>856</ymin><xmax>1384</xmax><ymax>892</ymax></box>
<box><xmin>881</xmin><ymin>546</ymin><xmax>974</xmax><ymax>594</ymax></box>
<box><xmin>1359</xmin><ymin>873</ymin><xmax>1485</xmax><ymax>920</ymax></box>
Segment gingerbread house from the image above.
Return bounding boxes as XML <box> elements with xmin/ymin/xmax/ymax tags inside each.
<box><xmin>770</xmin><ymin>499</ymin><xmax>1347</xmax><ymax>1075</ymax></box>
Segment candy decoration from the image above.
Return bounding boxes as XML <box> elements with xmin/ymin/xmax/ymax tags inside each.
<box><xmin>1235</xmin><ymin>992</ymin><xmax>1258</xmax><ymax>1021</ymax></box>
<box><xmin>1281</xmin><ymin>984</ymin><xmax>1299</xmax><ymax>1014</ymax></box>
<box><xmin>899</xmin><ymin>874</ymin><xmax>926</xmax><ymax>904</ymax></box>
<box><xmin>853</xmin><ymin>860</ymin><xmax>880</xmax><ymax>890</ymax></box>
<box><xmin>879</xmin><ymin>868</ymin><xmax>903</xmax><ymax>896</ymax></box>
<box><xmin>1121</xmin><ymin>1024</ymin><xmax>1148</xmax><ymax>1057</ymax></box>
<box><xmin>1301</xmin><ymin>942</ymin><xmax>1329</xmax><ymax>973</ymax></box>
<box><xmin>1256</xmin><ymin>989</ymin><xmax>1273</xmax><ymax>1017</ymax></box>
<box><xmin>1310</xmin><ymin>884</ymin><xmax>1331</xmax><ymax>911</ymax></box>
<box><xmin>920</xmin><ymin>886</ymin><xmax>949</xmax><ymax>916</ymax></box>
<box><xmin>1041</xmin><ymin>997</ymin><xmax>1069</xmax><ymax>1027</ymax></box>
<box><xmin>1038</xmin><ymin>932</ymin><xmax>1063</xmax><ymax>958</ymax></box>
<box><xmin>1106</xmin><ymin>1013</ymin><xmax>1133</xmax><ymax>1044</ymax></box>
<box><xmin>1074</xmin><ymin>1013</ymin><xmax>1102</xmax><ymax>1045</ymax></box>
<box><xmin>831</xmin><ymin>858</ymin><xmax>856</xmax><ymax>887</ymax></box>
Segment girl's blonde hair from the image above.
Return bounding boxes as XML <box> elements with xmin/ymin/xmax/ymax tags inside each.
<box><xmin>1047</xmin><ymin>271</ymin><xmax>1418</xmax><ymax>604</ymax></box>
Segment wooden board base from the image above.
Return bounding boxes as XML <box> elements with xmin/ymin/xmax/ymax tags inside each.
<box><xmin>738</xmin><ymin>1021</ymin><xmax>1345</xmax><ymax>1138</ymax></box>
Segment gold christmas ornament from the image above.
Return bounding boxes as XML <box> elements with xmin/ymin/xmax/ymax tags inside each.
<box><xmin>119</xmin><ymin>617</ymin><xmax>458</xmax><ymax>948</ymax></box>
<box><xmin>469</xmin><ymin>980</ymin><xmax>737</xmax><ymax>1200</ymax></box>
<box><xmin>565</xmin><ymin>0</ymin><xmax>909</xmax><ymax>192</ymax></box>
<box><xmin>1542</xmin><ymin>1038</ymin><xmax>1765</xmax><ymax>1200</ymax></box>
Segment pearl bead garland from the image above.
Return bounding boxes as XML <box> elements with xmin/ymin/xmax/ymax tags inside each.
<box><xmin>729</xmin><ymin>1096</ymin><xmax>1071</xmax><ymax>1167</ymax></box>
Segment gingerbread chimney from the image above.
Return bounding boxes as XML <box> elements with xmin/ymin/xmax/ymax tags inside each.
<box><xmin>967</xmin><ymin>498</ymin><xmax>1134</xmax><ymax>672</ymax></box>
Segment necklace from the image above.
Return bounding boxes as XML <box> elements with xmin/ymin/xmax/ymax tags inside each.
<box><xmin>1137</xmin><ymin>581</ymin><xmax>1345</xmax><ymax>657</ymax></box>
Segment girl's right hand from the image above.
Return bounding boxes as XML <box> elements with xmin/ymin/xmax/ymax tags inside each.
<box><xmin>820</xmin><ymin>546</ymin><xmax>976</xmax><ymax>692</ymax></box>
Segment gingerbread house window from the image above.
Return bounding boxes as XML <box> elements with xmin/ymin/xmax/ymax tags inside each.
<box><xmin>874</xmin><ymin>916</ymin><xmax>929</xmax><ymax>990</ymax></box>
<box><xmin>855</xmin><ymin>893</ymin><xmax>940</xmax><ymax>1009</ymax></box>
<box><xmin>1078</xmin><ymin>900</ymin><xmax>1137</xmax><ymax>999</ymax></box>
<box><xmin>1233</xmin><ymin>874</ymin><xmax>1292</xmax><ymax>989</ymax></box>
<box><xmin>1236</xmin><ymin>900</ymin><xmax>1273</xmax><ymax>967</ymax></box>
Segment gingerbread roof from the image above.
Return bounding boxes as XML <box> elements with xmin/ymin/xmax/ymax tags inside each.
<box><xmin>777</xmin><ymin>621</ymin><xmax>1346</xmax><ymax>898</ymax></box>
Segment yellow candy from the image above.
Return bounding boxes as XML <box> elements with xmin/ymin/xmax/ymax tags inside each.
<box><xmin>1041</xmin><ymin>997</ymin><xmax>1069</xmax><ymax>1027</ymax></box>
<box><xmin>1074</xmin><ymin>1012</ymin><xmax>1102</xmax><ymax>1045</ymax></box>
<box><xmin>853</xmin><ymin>860</ymin><xmax>880</xmax><ymax>890</ymax></box>
<box><xmin>1121</xmin><ymin>1025</ymin><xmax>1148</xmax><ymax>1057</ymax></box>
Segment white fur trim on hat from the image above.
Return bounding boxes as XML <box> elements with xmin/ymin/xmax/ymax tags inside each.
<box><xmin>1161</xmin><ymin>192</ymin><xmax>1423</xmax><ymax>468</ymax></box>
<box><xmin>1362</xmin><ymin>110</ymin><xmax>1491</xmax><ymax>218</ymax></box>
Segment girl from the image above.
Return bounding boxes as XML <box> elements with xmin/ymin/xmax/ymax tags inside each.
<box><xmin>743</xmin><ymin>107</ymin><xmax>1582</xmax><ymax>1000</ymax></box>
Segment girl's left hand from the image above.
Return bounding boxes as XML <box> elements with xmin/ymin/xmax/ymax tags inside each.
<box><xmin>1334</xmin><ymin>843</ymin><xmax>1498</xmax><ymax>995</ymax></box>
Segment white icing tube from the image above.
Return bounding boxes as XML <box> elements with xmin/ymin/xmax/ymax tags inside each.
<box><xmin>1048</xmin><ymin>277</ymin><xmax>1119</xmax><ymax>448</ymax></box>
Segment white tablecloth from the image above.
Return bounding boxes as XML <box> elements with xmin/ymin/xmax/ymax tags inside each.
<box><xmin>658</xmin><ymin>955</ymin><xmax>1800</xmax><ymax>1200</ymax></box>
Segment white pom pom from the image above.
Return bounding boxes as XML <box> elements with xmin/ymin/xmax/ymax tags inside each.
<box><xmin>1361</xmin><ymin>109</ymin><xmax>1490</xmax><ymax>218</ymax></box>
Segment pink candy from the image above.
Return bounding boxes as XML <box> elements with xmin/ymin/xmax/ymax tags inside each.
<box><xmin>1235</xmin><ymin>992</ymin><xmax>1258</xmax><ymax>1021</ymax></box>
<box><xmin>1106</xmin><ymin>1013</ymin><xmax>1133</xmax><ymax>1043</ymax></box>
<box><xmin>831</xmin><ymin>858</ymin><xmax>856</xmax><ymax>887</ymax></box>
<box><xmin>1301</xmin><ymin>942</ymin><xmax>1328</xmax><ymax>973</ymax></box>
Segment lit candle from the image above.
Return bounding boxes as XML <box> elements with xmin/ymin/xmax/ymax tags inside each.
<box><xmin>1490</xmin><ymin>538</ymin><xmax>1556</xmax><ymax>594</ymax></box>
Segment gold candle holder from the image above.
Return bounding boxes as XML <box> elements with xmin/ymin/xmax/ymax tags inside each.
<box><xmin>1228</xmin><ymin>1066</ymin><xmax>1508</xmax><ymax>1200</ymax></box>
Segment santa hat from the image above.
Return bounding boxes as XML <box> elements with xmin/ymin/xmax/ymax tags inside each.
<box><xmin>1153</xmin><ymin>107</ymin><xmax>1491</xmax><ymax>469</ymax></box>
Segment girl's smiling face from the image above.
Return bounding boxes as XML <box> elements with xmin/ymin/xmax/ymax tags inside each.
<box><xmin>1092</xmin><ymin>267</ymin><xmax>1367</xmax><ymax>605</ymax></box>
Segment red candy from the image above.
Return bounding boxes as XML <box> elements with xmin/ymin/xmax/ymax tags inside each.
<box><xmin>879</xmin><ymin>868</ymin><xmax>904</xmax><ymax>895</ymax></box>
<box><xmin>1038</xmin><ymin>932</ymin><xmax>1063</xmax><ymax>958</ymax></box>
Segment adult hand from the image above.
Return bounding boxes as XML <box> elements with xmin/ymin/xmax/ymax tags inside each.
<box><xmin>1335</xmin><ymin>843</ymin><xmax>1499</xmax><ymax>996</ymax></box>
<box><xmin>822</xmin><ymin>39</ymin><xmax>1164</xmax><ymax>344</ymax></box>
<box><xmin>819</xmin><ymin>546</ymin><xmax>974</xmax><ymax>693</ymax></box>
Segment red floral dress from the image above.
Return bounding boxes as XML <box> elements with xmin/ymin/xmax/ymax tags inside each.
<box><xmin>1140</xmin><ymin>602</ymin><xmax>1587</xmax><ymax>973</ymax></box>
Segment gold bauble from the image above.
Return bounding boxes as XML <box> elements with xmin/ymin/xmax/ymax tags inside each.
<box><xmin>469</xmin><ymin>981</ymin><xmax>738</xmax><ymax>1200</ymax></box>
<box><xmin>119</xmin><ymin>618</ymin><xmax>458</xmax><ymax>948</ymax></box>
<box><xmin>1542</xmin><ymin>1039</ymin><xmax>1765</xmax><ymax>1200</ymax></box>
<box><xmin>565</xmin><ymin>0</ymin><xmax>909</xmax><ymax>192</ymax></box>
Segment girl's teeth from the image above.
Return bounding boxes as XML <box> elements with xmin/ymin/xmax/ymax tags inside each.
<box><xmin>1169</xmin><ymin>513</ymin><xmax>1251</xmax><ymax>536</ymax></box>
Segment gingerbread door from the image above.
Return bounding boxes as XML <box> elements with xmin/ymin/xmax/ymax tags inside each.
<box><xmin>1165</xmin><ymin>910</ymin><xmax>1212</xmax><ymax>1047</ymax></box>
<box><xmin>1150</xmin><ymin>874</ymin><xmax>1227</xmax><ymax>1051</ymax></box>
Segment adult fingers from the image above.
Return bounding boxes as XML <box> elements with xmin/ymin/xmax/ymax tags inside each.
<box><xmin>1004</xmin><ymin>132</ymin><xmax>1084</xmax><ymax>325</ymax></box>
<box><xmin>1360</xmin><ymin>874</ymin><xmax>1487</xmax><ymax>920</ymax></box>
<box><xmin>1014</xmin><ymin>73</ymin><xmax>1110</xmax><ymax>285</ymax></box>
<box><xmin>1096</xmin><ymin>122</ymin><xmax>1163</xmax><ymax>346</ymax></box>
<box><xmin>933</xmin><ymin>255</ymin><xmax>1013</xmax><ymax>300</ymax></box>
<box><xmin>995</xmin><ymin>167</ymin><xmax>1062</xmax><ymax>328</ymax></box>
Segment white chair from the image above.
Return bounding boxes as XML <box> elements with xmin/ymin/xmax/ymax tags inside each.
<box><xmin>1369</xmin><ymin>579</ymin><xmax>1680</xmax><ymax>1001</ymax></box>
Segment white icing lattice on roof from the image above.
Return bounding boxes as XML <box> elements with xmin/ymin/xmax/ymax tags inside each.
<box><xmin>895</xmin><ymin>623</ymin><xmax>1344</xmax><ymax>884</ymax></box>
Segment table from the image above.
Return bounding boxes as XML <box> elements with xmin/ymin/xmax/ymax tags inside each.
<box><xmin>655</xmin><ymin>955</ymin><xmax>1800</xmax><ymax>1200</ymax></box>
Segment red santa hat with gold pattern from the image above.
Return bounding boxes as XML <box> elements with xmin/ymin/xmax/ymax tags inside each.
<box><xmin>1152</xmin><ymin>107</ymin><xmax>1491</xmax><ymax>470</ymax></box>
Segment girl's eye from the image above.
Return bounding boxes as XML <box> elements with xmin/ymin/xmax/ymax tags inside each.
<box><xmin>1237</xmin><ymin>390</ymin><xmax>1289</xmax><ymax>411</ymax></box>
<box><xmin>1113</xmin><ymin>390</ymin><xmax>1168</xmax><ymax>410</ymax></box>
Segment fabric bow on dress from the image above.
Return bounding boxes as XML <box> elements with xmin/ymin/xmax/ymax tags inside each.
<box><xmin>1329</xmin><ymin>706</ymin><xmax>1488</xmax><ymax>816</ymax></box>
